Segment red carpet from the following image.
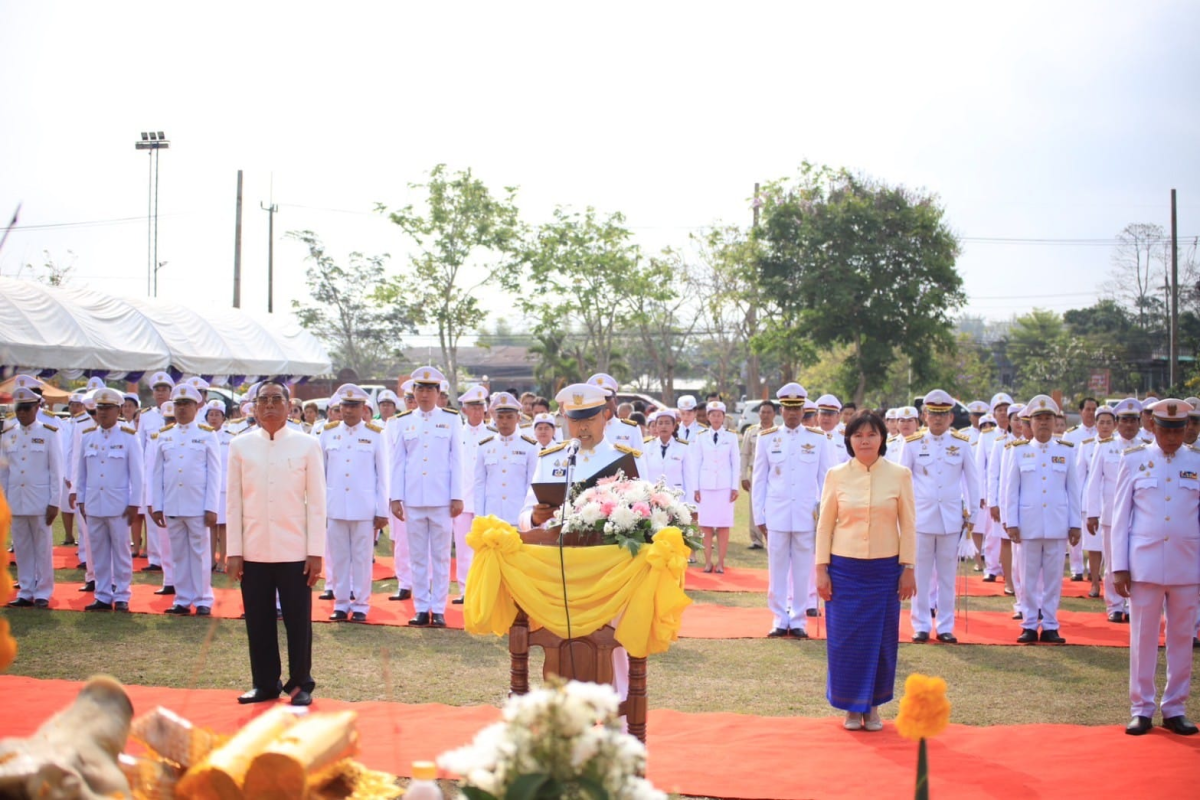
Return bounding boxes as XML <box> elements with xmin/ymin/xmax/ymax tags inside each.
<box><xmin>50</xmin><ymin>546</ymin><xmax>408</xmax><ymax>583</ymax></box>
<box><xmin>37</xmin><ymin>581</ymin><xmax>1145</xmax><ymax>647</ymax></box>
<box><xmin>1</xmin><ymin>676</ymin><xmax>1196</xmax><ymax>799</ymax></box>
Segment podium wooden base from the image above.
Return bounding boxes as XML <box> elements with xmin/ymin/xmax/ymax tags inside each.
<box><xmin>519</xmin><ymin>526</ymin><xmax>606</xmax><ymax>548</ymax></box>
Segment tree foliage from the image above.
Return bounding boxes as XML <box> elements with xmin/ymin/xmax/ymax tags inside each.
<box><xmin>753</xmin><ymin>163</ymin><xmax>964</xmax><ymax>405</ymax></box>
<box><xmin>287</xmin><ymin>230</ymin><xmax>417</xmax><ymax>380</ymax></box>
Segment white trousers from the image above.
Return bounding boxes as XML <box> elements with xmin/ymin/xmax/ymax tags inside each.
<box><xmin>390</xmin><ymin>512</ymin><xmax>411</xmax><ymax>590</ymax></box>
<box><xmin>1068</xmin><ymin>538</ymin><xmax>1084</xmax><ymax>575</ymax></box>
<box><xmin>1100</xmin><ymin>524</ymin><xmax>1129</xmax><ymax>615</ymax></box>
<box><xmin>167</xmin><ymin>516</ymin><xmax>212</xmax><ymax>609</ymax></box>
<box><xmin>1128</xmin><ymin>581</ymin><xmax>1200</xmax><ymax>719</ymax></box>
<box><xmin>11</xmin><ymin>515</ymin><xmax>54</xmax><ymax>602</ymax></box>
<box><xmin>912</xmin><ymin>532</ymin><xmax>958</xmax><ymax>635</ymax></box>
<box><xmin>148</xmin><ymin>516</ymin><xmax>175</xmax><ymax>586</ymax></box>
<box><xmin>453</xmin><ymin>512</ymin><xmax>475</xmax><ymax>595</ymax></box>
<box><xmin>144</xmin><ymin>505</ymin><xmax>160</xmax><ymax>563</ymax></box>
<box><xmin>767</xmin><ymin>529</ymin><xmax>814</xmax><ymax>630</ymax></box>
<box><xmin>407</xmin><ymin>506</ymin><xmax>452</xmax><ymax>613</ymax></box>
<box><xmin>75</xmin><ymin>510</ymin><xmax>95</xmax><ymax>583</ymax></box>
<box><xmin>328</xmin><ymin>518</ymin><xmax>374</xmax><ymax>615</ymax></box>
<box><xmin>86</xmin><ymin>515</ymin><xmax>133</xmax><ymax>604</ymax></box>
<box><xmin>1018</xmin><ymin>539</ymin><xmax>1065</xmax><ymax>630</ymax></box>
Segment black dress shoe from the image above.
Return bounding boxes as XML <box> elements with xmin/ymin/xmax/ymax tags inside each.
<box><xmin>84</xmin><ymin>600</ymin><xmax>113</xmax><ymax>612</ymax></box>
<box><xmin>79</xmin><ymin>581</ymin><xmax>96</xmax><ymax>593</ymax></box>
<box><xmin>7</xmin><ymin>598</ymin><xmax>33</xmax><ymax>608</ymax></box>
<box><xmin>164</xmin><ymin>605</ymin><xmax>191</xmax><ymax>615</ymax></box>
<box><xmin>430</xmin><ymin>613</ymin><xmax>446</xmax><ymax>627</ymax></box>
<box><xmin>1125</xmin><ymin>715</ymin><xmax>1153</xmax><ymax>736</ymax></box>
<box><xmin>154</xmin><ymin>585</ymin><xmax>176</xmax><ymax>596</ymax></box>
<box><xmin>1012</xmin><ymin>611</ymin><xmax>1023</xmax><ymax>620</ymax></box>
<box><xmin>451</xmin><ymin>597</ymin><xmax>464</xmax><ymax>605</ymax></box>
<box><xmin>1107</xmin><ymin>612</ymin><xmax>1124</xmax><ymax>623</ymax></box>
<box><xmin>1122</xmin><ymin>612</ymin><xmax>1130</xmax><ymax>623</ymax></box>
<box><xmin>33</xmin><ymin>599</ymin><xmax>50</xmax><ymax>609</ymax></box>
<box><xmin>936</xmin><ymin>633</ymin><xmax>958</xmax><ymax>644</ymax></box>
<box><xmin>789</xmin><ymin>628</ymin><xmax>809</xmax><ymax>639</ymax></box>
<box><xmin>141</xmin><ymin>564</ymin><xmax>163</xmax><ymax>572</ymax></box>
<box><xmin>350</xmin><ymin>612</ymin><xmax>367</xmax><ymax>623</ymax></box>
<box><xmin>1039</xmin><ymin>629</ymin><xmax>1066</xmax><ymax>644</ymax></box>
<box><xmin>982</xmin><ymin>574</ymin><xmax>997</xmax><ymax>582</ymax></box>
<box><xmin>114</xmin><ymin>601</ymin><xmax>129</xmax><ymax>612</ymax></box>
<box><xmin>767</xmin><ymin>627</ymin><xmax>789</xmax><ymax>638</ymax></box>
<box><xmin>238</xmin><ymin>688</ymin><xmax>281</xmax><ymax>705</ymax></box>
<box><xmin>195</xmin><ymin>606</ymin><xmax>211</xmax><ymax>616</ymax></box>
<box><xmin>329</xmin><ymin>610</ymin><xmax>348</xmax><ymax>622</ymax></box>
<box><xmin>76</xmin><ymin>562</ymin><xmax>87</xmax><ymax>571</ymax></box>
<box><xmin>1071</xmin><ymin>573</ymin><xmax>1084</xmax><ymax>581</ymax></box>
<box><xmin>318</xmin><ymin>590</ymin><xmax>334</xmax><ymax>600</ymax></box>
<box><xmin>748</xmin><ymin>543</ymin><xmax>764</xmax><ymax>550</ymax></box>
<box><xmin>389</xmin><ymin>588</ymin><xmax>412</xmax><ymax>601</ymax></box>
<box><xmin>1162</xmin><ymin>716</ymin><xmax>1198</xmax><ymax>735</ymax></box>
<box><xmin>1016</xmin><ymin>629</ymin><xmax>1039</xmax><ymax>644</ymax></box>
<box><xmin>806</xmin><ymin>608</ymin><xmax>820</xmax><ymax>617</ymax></box>
<box><xmin>1194</xmin><ymin>637</ymin><xmax>1200</xmax><ymax>649</ymax></box>
<box><xmin>408</xmin><ymin>612</ymin><xmax>430</xmax><ymax>627</ymax></box>
<box><xmin>290</xmin><ymin>690</ymin><xmax>313</xmax><ymax>707</ymax></box>
<box><xmin>930</xmin><ymin>607</ymin><xmax>937</xmax><ymax>618</ymax></box>
<box><xmin>912</xmin><ymin>631</ymin><xmax>930</xmax><ymax>643</ymax></box>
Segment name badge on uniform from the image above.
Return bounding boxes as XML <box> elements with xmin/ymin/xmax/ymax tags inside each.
<box><xmin>358</xmin><ymin>438</ymin><xmax>372</xmax><ymax>445</ymax></box>
<box><xmin>32</xmin><ymin>438</ymin><xmax>44</xmax><ymax>444</ymax></box>
<box><xmin>552</xmin><ymin>468</ymin><xmax>566</xmax><ymax>477</ymax></box>
<box><xmin>1181</xmin><ymin>470</ymin><xmax>1198</xmax><ymax>481</ymax></box>
<box><xmin>1051</xmin><ymin>456</ymin><xmax>1065</xmax><ymax>465</ymax></box>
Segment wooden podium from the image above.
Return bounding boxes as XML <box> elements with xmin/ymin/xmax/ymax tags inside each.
<box><xmin>508</xmin><ymin>528</ymin><xmax>649</xmax><ymax>743</ymax></box>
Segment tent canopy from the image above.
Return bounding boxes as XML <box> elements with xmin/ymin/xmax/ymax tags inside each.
<box><xmin>0</xmin><ymin>277</ymin><xmax>331</xmax><ymax>383</ymax></box>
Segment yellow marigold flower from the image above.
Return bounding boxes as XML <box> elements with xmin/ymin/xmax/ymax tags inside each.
<box><xmin>895</xmin><ymin>673</ymin><xmax>951</xmax><ymax>741</ymax></box>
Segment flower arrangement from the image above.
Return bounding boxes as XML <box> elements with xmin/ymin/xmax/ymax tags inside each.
<box><xmin>439</xmin><ymin>679</ymin><xmax>666</xmax><ymax>800</ymax></box>
<box><xmin>895</xmin><ymin>673</ymin><xmax>952</xmax><ymax>800</ymax></box>
<box><xmin>553</xmin><ymin>474</ymin><xmax>701</xmax><ymax>556</ymax></box>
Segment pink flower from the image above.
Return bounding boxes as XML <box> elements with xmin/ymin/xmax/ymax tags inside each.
<box><xmin>597</xmin><ymin>475</ymin><xmax>619</xmax><ymax>486</ymax></box>
<box><xmin>600</xmin><ymin>500</ymin><xmax>617</xmax><ymax>516</ymax></box>
<box><xmin>650</xmin><ymin>492</ymin><xmax>672</xmax><ymax>508</ymax></box>
<box><xmin>632</xmin><ymin>502</ymin><xmax>652</xmax><ymax>518</ymax></box>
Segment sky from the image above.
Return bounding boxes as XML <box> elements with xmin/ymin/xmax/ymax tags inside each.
<box><xmin>1</xmin><ymin>1</ymin><xmax>1197</xmax><ymax>348</ymax></box>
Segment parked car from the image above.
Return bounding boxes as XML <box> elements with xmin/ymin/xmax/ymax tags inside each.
<box><xmin>736</xmin><ymin>400</ymin><xmax>767</xmax><ymax>434</ymax></box>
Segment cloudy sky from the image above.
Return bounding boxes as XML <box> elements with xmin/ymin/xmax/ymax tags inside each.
<box><xmin>1</xmin><ymin>1</ymin><xmax>1197</xmax><ymax>346</ymax></box>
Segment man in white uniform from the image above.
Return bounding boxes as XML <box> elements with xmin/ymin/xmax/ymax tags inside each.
<box><xmin>752</xmin><ymin>383</ymin><xmax>832</xmax><ymax>638</ymax></box>
<box><xmin>901</xmin><ymin>389</ymin><xmax>979</xmax><ymax>643</ymax></box>
<box><xmin>1111</xmin><ymin>399</ymin><xmax>1200</xmax><ymax>736</ymax></box>
<box><xmin>587</xmin><ymin>373</ymin><xmax>641</xmax><ymax>449</ymax></box>
<box><xmin>386</xmin><ymin>379</ymin><xmax>417</xmax><ymax>602</ymax></box>
<box><xmin>814</xmin><ymin>394</ymin><xmax>850</xmax><ymax>464</ymax></box>
<box><xmin>978</xmin><ymin>393</ymin><xmax>1015</xmax><ymax>589</ymax></box>
<box><xmin>137</xmin><ymin>372</ymin><xmax>175</xmax><ymax>584</ymax></box>
<box><xmin>1</xmin><ymin>387</ymin><xmax>62</xmax><ymax>609</ymax></box>
<box><xmin>1001</xmin><ymin>395</ymin><xmax>1081</xmax><ymax>644</ymax></box>
<box><xmin>1061</xmin><ymin>397</ymin><xmax>1100</xmax><ymax>580</ymax></box>
<box><xmin>319</xmin><ymin>384</ymin><xmax>388</xmax><ymax>623</ymax></box>
<box><xmin>474</xmin><ymin>392</ymin><xmax>540</xmax><ymax>526</ymax></box>
<box><xmin>453</xmin><ymin>383</ymin><xmax>491</xmax><ymax>604</ymax></box>
<box><xmin>676</xmin><ymin>396</ymin><xmax>707</xmax><ymax>443</ymax></box>
<box><xmin>389</xmin><ymin>367</ymin><xmax>463</xmax><ymax>628</ymax></box>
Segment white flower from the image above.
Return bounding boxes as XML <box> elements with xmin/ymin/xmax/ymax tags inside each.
<box><xmin>609</xmin><ymin>504</ymin><xmax>637</xmax><ymax>531</ymax></box>
<box><xmin>675</xmin><ymin>504</ymin><xmax>693</xmax><ymax>525</ymax></box>
<box><xmin>649</xmin><ymin>508</ymin><xmax>670</xmax><ymax>530</ymax></box>
<box><xmin>578</xmin><ymin>501</ymin><xmax>605</xmax><ymax>526</ymax></box>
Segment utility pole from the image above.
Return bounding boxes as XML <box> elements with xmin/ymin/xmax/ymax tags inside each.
<box><xmin>1170</xmin><ymin>188</ymin><xmax>1179</xmax><ymax>388</ymax></box>
<box><xmin>261</xmin><ymin>176</ymin><xmax>278</xmax><ymax>313</ymax></box>
<box><xmin>233</xmin><ymin>170</ymin><xmax>243</xmax><ymax>308</ymax></box>
<box><xmin>134</xmin><ymin>131</ymin><xmax>169</xmax><ymax>296</ymax></box>
<box><xmin>749</xmin><ymin>182</ymin><xmax>763</xmax><ymax>398</ymax></box>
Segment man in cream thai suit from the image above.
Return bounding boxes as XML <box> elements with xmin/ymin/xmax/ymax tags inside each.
<box><xmin>752</xmin><ymin>382</ymin><xmax>832</xmax><ymax>639</ymax></box>
<box><xmin>901</xmin><ymin>389</ymin><xmax>979</xmax><ymax>643</ymax></box>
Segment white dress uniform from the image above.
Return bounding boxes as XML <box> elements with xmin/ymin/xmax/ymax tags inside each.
<box><xmin>61</xmin><ymin>411</ymin><xmax>88</xmax><ymax>511</ymax></box>
<box><xmin>137</xmin><ymin>404</ymin><xmax>171</xmax><ymax>576</ymax></box>
<box><xmin>1061</xmin><ymin>424</ymin><xmax>1096</xmax><ymax>576</ymax></box>
<box><xmin>75</xmin><ymin>420</ymin><xmax>144</xmax><ymax>606</ymax></box>
<box><xmin>389</xmin><ymin>403</ymin><xmax>463</xmax><ymax>617</ymax></box>
<box><xmin>822</xmin><ymin>430</ymin><xmax>851</xmax><ymax>464</ymax></box>
<box><xmin>1085</xmin><ymin>428</ymin><xmax>1153</xmax><ymax>617</ymax></box>
<box><xmin>884</xmin><ymin>433</ymin><xmax>905</xmax><ymax>463</ymax></box>
<box><xmin>519</xmin><ymin>438</ymin><xmax>648</xmax><ymax>531</ymax></box>
<box><xmin>900</xmin><ymin>425</ymin><xmax>980</xmax><ymax>637</ymax></box>
<box><xmin>641</xmin><ymin>434</ymin><xmax>695</xmax><ymax>498</ymax></box>
<box><xmin>214</xmin><ymin>425</ymin><xmax>235</xmax><ymax>525</ymax></box>
<box><xmin>319</xmin><ymin>417</ymin><xmax>388</xmax><ymax>618</ymax></box>
<box><xmin>454</xmin><ymin>417</ymin><xmax>492</xmax><ymax>597</ymax></box>
<box><xmin>1110</xmin><ymin>430</ymin><xmax>1200</xmax><ymax>723</ymax></box>
<box><xmin>1075</xmin><ymin>435</ymin><xmax>1101</xmax><ymax>552</ymax></box>
<box><xmin>694</xmin><ymin>425</ymin><xmax>740</xmax><ymax>527</ymax></box>
<box><xmin>0</xmin><ymin>414</ymin><xmax>62</xmax><ymax>604</ymax></box>
<box><xmin>384</xmin><ymin>414</ymin><xmax>412</xmax><ymax>594</ymax></box>
<box><xmin>752</xmin><ymin>421</ymin><xmax>832</xmax><ymax>633</ymax></box>
<box><xmin>473</xmin><ymin>432</ymin><xmax>540</xmax><ymax>526</ymax></box>
<box><xmin>1001</xmin><ymin>426</ymin><xmax>1081</xmax><ymax>635</ymax></box>
<box><xmin>605</xmin><ymin>416</ymin><xmax>643</xmax><ymax>449</ymax></box>
<box><xmin>676</xmin><ymin>420</ymin><xmax>708</xmax><ymax>444</ymax></box>
<box><xmin>151</xmin><ymin>419</ymin><xmax>221</xmax><ymax>612</ymax></box>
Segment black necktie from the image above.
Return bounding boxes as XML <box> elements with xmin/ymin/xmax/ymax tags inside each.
<box><xmin>661</xmin><ymin>443</ymin><xmax>668</xmax><ymax>458</ymax></box>
<box><xmin>713</xmin><ymin>431</ymin><xmax>719</xmax><ymax>445</ymax></box>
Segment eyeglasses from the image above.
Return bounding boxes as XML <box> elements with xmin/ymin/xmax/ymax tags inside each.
<box><xmin>256</xmin><ymin>395</ymin><xmax>287</xmax><ymax>406</ymax></box>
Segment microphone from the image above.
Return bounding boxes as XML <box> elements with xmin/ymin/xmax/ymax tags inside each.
<box><xmin>566</xmin><ymin>438</ymin><xmax>581</xmax><ymax>465</ymax></box>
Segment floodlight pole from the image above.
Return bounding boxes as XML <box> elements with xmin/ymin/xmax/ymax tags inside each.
<box><xmin>134</xmin><ymin>131</ymin><xmax>169</xmax><ymax>297</ymax></box>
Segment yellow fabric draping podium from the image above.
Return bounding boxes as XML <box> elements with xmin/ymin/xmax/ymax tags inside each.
<box><xmin>463</xmin><ymin>517</ymin><xmax>692</xmax><ymax>659</ymax></box>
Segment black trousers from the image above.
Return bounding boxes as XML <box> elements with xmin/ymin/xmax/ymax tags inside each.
<box><xmin>241</xmin><ymin>560</ymin><xmax>315</xmax><ymax>695</ymax></box>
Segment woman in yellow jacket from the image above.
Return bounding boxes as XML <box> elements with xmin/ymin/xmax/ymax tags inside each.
<box><xmin>815</xmin><ymin>410</ymin><xmax>916</xmax><ymax>732</ymax></box>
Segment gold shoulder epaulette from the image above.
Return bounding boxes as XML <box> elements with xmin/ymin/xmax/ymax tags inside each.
<box><xmin>971</xmin><ymin>440</ymin><xmax>979</xmax><ymax>447</ymax></box>
<box><xmin>1065</xmin><ymin>424</ymin><xmax>1080</xmax><ymax>433</ymax></box>
<box><xmin>198</xmin><ymin>423</ymin><xmax>215</xmax><ymax>432</ymax></box>
<box><xmin>615</xmin><ymin>443</ymin><xmax>643</xmax><ymax>458</ymax></box>
<box><xmin>159</xmin><ymin>423</ymin><xmax>176</xmax><ymax>433</ymax></box>
<box><xmin>674</xmin><ymin>436</ymin><xmax>689</xmax><ymax>445</ymax></box>
<box><xmin>82</xmin><ymin>426</ymin><xmax>97</xmax><ymax>435</ymax></box>
<box><xmin>364</xmin><ymin>421</ymin><xmax>383</xmax><ymax>433</ymax></box>
<box><xmin>905</xmin><ymin>432</ymin><xmax>924</xmax><ymax>443</ymax></box>
<box><xmin>324</xmin><ymin>421</ymin><xmax>341</xmax><ymax>430</ymax></box>
<box><xmin>698</xmin><ymin>424</ymin><xmax>710</xmax><ymax>431</ymax></box>
<box><xmin>521</xmin><ymin>435</ymin><xmax>537</xmax><ymax>446</ymax></box>
<box><xmin>1098</xmin><ymin>436</ymin><xmax>1113</xmax><ymax>443</ymax></box>
<box><xmin>805</xmin><ymin>426</ymin><xmax>823</xmax><ymax>435</ymax></box>
<box><xmin>1187</xmin><ymin>443</ymin><xmax>1200</xmax><ymax>453</ymax></box>
<box><xmin>951</xmin><ymin>430</ymin><xmax>971</xmax><ymax>442</ymax></box>
<box><xmin>1140</xmin><ymin>437</ymin><xmax>1153</xmax><ymax>444</ymax></box>
<box><xmin>442</xmin><ymin>407</ymin><xmax>460</xmax><ymax>415</ymax></box>
<box><xmin>42</xmin><ymin>423</ymin><xmax>58</xmax><ymax>433</ymax></box>
<box><xmin>1081</xmin><ymin>437</ymin><xmax>1095</xmax><ymax>445</ymax></box>
<box><xmin>478</xmin><ymin>435</ymin><xmax>495</xmax><ymax>446</ymax></box>
<box><xmin>759</xmin><ymin>426</ymin><xmax>779</xmax><ymax>436</ymax></box>
<box><xmin>121</xmin><ymin>425</ymin><xmax>137</xmax><ymax>435</ymax></box>
<box><xmin>138</xmin><ymin>407</ymin><xmax>152</xmax><ymax>416</ymax></box>
<box><xmin>487</xmin><ymin>425</ymin><xmax>499</xmax><ymax>433</ymax></box>
<box><xmin>540</xmin><ymin>442</ymin><xmax>568</xmax><ymax>457</ymax></box>
<box><xmin>620</xmin><ymin>418</ymin><xmax>638</xmax><ymax>427</ymax></box>
<box><xmin>1011</xmin><ymin>440</ymin><xmax>1029</xmax><ymax>448</ymax></box>
<box><xmin>643</xmin><ymin>435</ymin><xmax>655</xmax><ymax>443</ymax></box>
<box><xmin>519</xmin><ymin>421</ymin><xmax>533</xmax><ymax>428</ymax></box>
<box><xmin>1124</xmin><ymin>444</ymin><xmax>1147</xmax><ymax>455</ymax></box>
<box><xmin>397</xmin><ymin>408</ymin><xmax>414</xmax><ymax>418</ymax></box>
<box><xmin>1058</xmin><ymin>439</ymin><xmax>1074</xmax><ymax>447</ymax></box>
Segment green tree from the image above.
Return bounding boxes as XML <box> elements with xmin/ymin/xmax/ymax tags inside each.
<box><xmin>691</xmin><ymin>225</ymin><xmax>765</xmax><ymax>402</ymax></box>
<box><xmin>287</xmin><ymin>230</ymin><xmax>417</xmax><ymax>379</ymax></box>
<box><xmin>376</xmin><ymin>164</ymin><xmax>521</xmax><ymax>390</ymax></box>
<box><xmin>753</xmin><ymin>163</ymin><xmax>964</xmax><ymax>405</ymax></box>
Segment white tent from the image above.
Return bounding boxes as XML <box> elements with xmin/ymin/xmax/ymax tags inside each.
<box><xmin>0</xmin><ymin>277</ymin><xmax>331</xmax><ymax>382</ymax></box>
